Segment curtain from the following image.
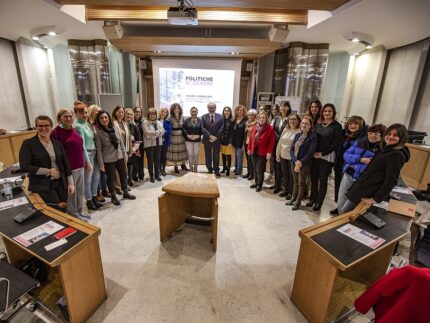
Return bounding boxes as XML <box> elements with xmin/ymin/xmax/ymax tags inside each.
<box><xmin>273</xmin><ymin>42</ymin><xmax>329</xmax><ymax>114</ymax></box>
<box><xmin>68</xmin><ymin>39</ymin><xmax>111</xmax><ymax>105</ymax></box>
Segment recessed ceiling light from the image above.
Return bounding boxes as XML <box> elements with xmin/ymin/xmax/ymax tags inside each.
<box><xmin>352</xmin><ymin>38</ymin><xmax>360</xmax><ymax>43</ymax></box>
<box><xmin>365</xmin><ymin>45</ymin><xmax>373</xmax><ymax>49</ymax></box>
<box><xmin>230</xmin><ymin>51</ymin><xmax>239</xmax><ymax>55</ymax></box>
<box><xmin>154</xmin><ymin>50</ymin><xmax>162</xmax><ymax>53</ymax></box>
<box><xmin>32</xmin><ymin>36</ymin><xmax>40</xmax><ymax>41</ymax></box>
<box><xmin>48</xmin><ymin>31</ymin><xmax>56</xmax><ymax>36</ymax></box>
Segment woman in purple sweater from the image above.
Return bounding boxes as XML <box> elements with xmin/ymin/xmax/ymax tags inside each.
<box><xmin>51</xmin><ymin>108</ymin><xmax>90</xmax><ymax>222</ymax></box>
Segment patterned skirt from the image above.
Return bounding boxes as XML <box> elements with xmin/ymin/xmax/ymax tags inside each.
<box><xmin>167</xmin><ymin>129</ymin><xmax>188</xmax><ymax>162</ymax></box>
<box><xmin>220</xmin><ymin>144</ymin><xmax>234</xmax><ymax>155</ymax></box>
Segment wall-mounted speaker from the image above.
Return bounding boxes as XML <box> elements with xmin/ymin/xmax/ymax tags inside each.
<box><xmin>102</xmin><ymin>24</ymin><xmax>124</xmax><ymax>39</ymax></box>
<box><xmin>246</xmin><ymin>63</ymin><xmax>253</xmax><ymax>72</ymax></box>
<box><xmin>268</xmin><ymin>26</ymin><xmax>289</xmax><ymax>43</ymax></box>
<box><xmin>140</xmin><ymin>60</ymin><xmax>147</xmax><ymax>70</ymax></box>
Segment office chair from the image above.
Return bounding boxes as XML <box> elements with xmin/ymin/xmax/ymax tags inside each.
<box><xmin>0</xmin><ymin>252</ymin><xmax>40</xmax><ymax>323</ymax></box>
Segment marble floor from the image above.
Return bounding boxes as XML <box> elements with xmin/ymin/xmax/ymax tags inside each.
<box><xmin>4</xmin><ymin>166</ymin><xmax>421</xmax><ymax>323</ymax></box>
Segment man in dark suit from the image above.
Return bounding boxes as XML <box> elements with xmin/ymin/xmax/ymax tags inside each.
<box><xmin>201</xmin><ymin>102</ymin><xmax>224</xmax><ymax>177</ymax></box>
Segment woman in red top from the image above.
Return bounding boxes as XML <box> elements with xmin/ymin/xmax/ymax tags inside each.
<box><xmin>248</xmin><ymin>112</ymin><xmax>275</xmax><ymax>192</ymax></box>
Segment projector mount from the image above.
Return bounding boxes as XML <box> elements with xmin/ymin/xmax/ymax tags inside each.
<box><xmin>168</xmin><ymin>0</ymin><xmax>198</xmax><ymax>25</ymax></box>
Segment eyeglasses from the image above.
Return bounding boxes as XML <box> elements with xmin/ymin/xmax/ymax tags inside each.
<box><xmin>36</xmin><ymin>125</ymin><xmax>51</xmax><ymax>129</ymax></box>
<box><xmin>368</xmin><ymin>132</ymin><xmax>381</xmax><ymax>137</ymax></box>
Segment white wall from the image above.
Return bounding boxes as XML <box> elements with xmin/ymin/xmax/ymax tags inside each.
<box><xmin>344</xmin><ymin>47</ymin><xmax>387</xmax><ymax>124</ymax></box>
<box><xmin>374</xmin><ymin>40</ymin><xmax>429</xmax><ymax>127</ymax></box>
<box><xmin>51</xmin><ymin>44</ymin><xmax>75</xmax><ymax>109</ymax></box>
<box><xmin>15</xmin><ymin>38</ymin><xmax>56</xmax><ymax>125</ymax></box>
<box><xmin>0</xmin><ymin>38</ymin><xmax>28</xmax><ymax>130</ymax></box>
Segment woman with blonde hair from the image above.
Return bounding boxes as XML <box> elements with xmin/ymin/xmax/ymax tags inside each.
<box><xmin>183</xmin><ymin>107</ymin><xmax>202</xmax><ymax>172</ymax></box>
<box><xmin>220</xmin><ymin>106</ymin><xmax>234</xmax><ymax>176</ymax></box>
<box><xmin>143</xmin><ymin>108</ymin><xmax>165</xmax><ymax>182</ymax></box>
<box><xmin>243</xmin><ymin>109</ymin><xmax>257</xmax><ymax>180</ymax></box>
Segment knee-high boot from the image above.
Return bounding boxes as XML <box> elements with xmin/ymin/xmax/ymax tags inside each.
<box><xmin>221</xmin><ymin>154</ymin><xmax>227</xmax><ymax>173</ymax></box>
<box><xmin>226</xmin><ymin>155</ymin><xmax>231</xmax><ymax>176</ymax></box>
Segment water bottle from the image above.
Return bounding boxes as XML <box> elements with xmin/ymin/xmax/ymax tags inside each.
<box><xmin>3</xmin><ymin>183</ymin><xmax>13</xmax><ymax>200</ymax></box>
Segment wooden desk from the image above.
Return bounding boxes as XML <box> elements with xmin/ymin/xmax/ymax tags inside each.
<box><xmin>158</xmin><ymin>172</ymin><xmax>220</xmax><ymax>251</ymax></box>
<box><xmin>0</xmin><ymin>170</ymin><xmax>106</xmax><ymax>323</ymax></box>
<box><xmin>291</xmin><ymin>203</ymin><xmax>412</xmax><ymax>323</ymax></box>
<box><xmin>0</xmin><ymin>131</ymin><xmax>36</xmax><ymax>167</ymax></box>
<box><xmin>401</xmin><ymin>143</ymin><xmax>430</xmax><ymax>190</ymax></box>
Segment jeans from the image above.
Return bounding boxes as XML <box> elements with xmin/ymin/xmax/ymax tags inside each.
<box><xmin>204</xmin><ymin>142</ymin><xmax>220</xmax><ymax>172</ymax></box>
<box><xmin>185</xmin><ymin>141</ymin><xmax>200</xmax><ymax>171</ymax></box>
<box><xmin>105</xmin><ymin>159</ymin><xmax>128</xmax><ymax>193</ymax></box>
<box><xmin>234</xmin><ymin>147</ymin><xmax>243</xmax><ymax>174</ymax></box>
<box><xmin>340</xmin><ymin>199</ymin><xmax>358</xmax><ymax>214</ymax></box>
<box><xmin>145</xmin><ymin>146</ymin><xmax>162</xmax><ymax>179</ymax></box>
<box><xmin>337</xmin><ymin>172</ymin><xmax>356</xmax><ymax>212</ymax></box>
<box><xmin>291</xmin><ymin>164</ymin><xmax>311</xmax><ymax>201</ymax></box>
<box><xmin>84</xmin><ymin>150</ymin><xmax>100</xmax><ymax>200</ymax></box>
<box><xmin>68</xmin><ymin>167</ymin><xmax>84</xmax><ymax>217</ymax></box>
<box><xmin>310</xmin><ymin>159</ymin><xmax>334</xmax><ymax>204</ymax></box>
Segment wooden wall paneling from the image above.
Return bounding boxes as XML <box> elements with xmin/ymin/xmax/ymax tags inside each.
<box><xmin>0</xmin><ymin>137</ymin><xmax>15</xmax><ymax>166</ymax></box>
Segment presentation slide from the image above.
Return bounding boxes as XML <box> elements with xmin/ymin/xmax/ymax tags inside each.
<box><xmin>152</xmin><ymin>58</ymin><xmax>242</xmax><ymax>116</ymax></box>
<box><xmin>159</xmin><ymin>68</ymin><xmax>235</xmax><ymax>114</ymax></box>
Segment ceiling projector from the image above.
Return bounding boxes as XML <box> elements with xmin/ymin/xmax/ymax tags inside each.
<box><xmin>167</xmin><ymin>7</ymin><xmax>198</xmax><ymax>25</ymax></box>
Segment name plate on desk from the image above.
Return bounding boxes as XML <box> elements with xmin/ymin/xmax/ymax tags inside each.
<box><xmin>388</xmin><ymin>186</ymin><xmax>417</xmax><ymax>217</ymax></box>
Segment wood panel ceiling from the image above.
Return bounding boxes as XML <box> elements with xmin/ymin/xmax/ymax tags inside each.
<box><xmin>55</xmin><ymin>0</ymin><xmax>350</xmax><ymax>11</ymax></box>
<box><xmin>54</xmin><ymin>0</ymin><xmax>350</xmax><ymax>58</ymax></box>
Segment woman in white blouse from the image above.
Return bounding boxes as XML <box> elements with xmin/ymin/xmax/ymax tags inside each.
<box><xmin>143</xmin><ymin>108</ymin><xmax>165</xmax><ymax>183</ymax></box>
<box><xmin>276</xmin><ymin>114</ymin><xmax>301</xmax><ymax>199</ymax></box>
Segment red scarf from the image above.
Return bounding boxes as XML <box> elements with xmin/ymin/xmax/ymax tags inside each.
<box><xmin>254</xmin><ymin>122</ymin><xmax>268</xmax><ymax>146</ymax></box>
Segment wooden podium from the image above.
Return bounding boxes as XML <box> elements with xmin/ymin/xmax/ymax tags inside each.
<box><xmin>158</xmin><ymin>172</ymin><xmax>220</xmax><ymax>251</ymax></box>
<box><xmin>0</xmin><ymin>169</ymin><xmax>106</xmax><ymax>323</ymax></box>
<box><xmin>291</xmin><ymin>203</ymin><xmax>412</xmax><ymax>323</ymax></box>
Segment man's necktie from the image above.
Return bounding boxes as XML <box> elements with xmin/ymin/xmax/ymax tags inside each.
<box><xmin>210</xmin><ymin>115</ymin><xmax>214</xmax><ymax>127</ymax></box>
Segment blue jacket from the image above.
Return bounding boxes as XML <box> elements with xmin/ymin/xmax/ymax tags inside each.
<box><xmin>290</xmin><ymin>132</ymin><xmax>317</xmax><ymax>166</ymax></box>
<box><xmin>162</xmin><ymin>119</ymin><xmax>172</xmax><ymax>147</ymax></box>
<box><xmin>342</xmin><ymin>139</ymin><xmax>377</xmax><ymax>179</ymax></box>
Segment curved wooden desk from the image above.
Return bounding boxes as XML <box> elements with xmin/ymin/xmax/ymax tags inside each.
<box><xmin>0</xmin><ymin>174</ymin><xmax>106</xmax><ymax>323</ymax></box>
<box><xmin>158</xmin><ymin>172</ymin><xmax>220</xmax><ymax>251</ymax></box>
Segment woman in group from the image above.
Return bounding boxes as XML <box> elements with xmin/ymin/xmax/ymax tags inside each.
<box><xmin>89</xmin><ymin>105</ymin><xmax>108</xmax><ymax>202</ymax></box>
<box><xmin>266</xmin><ymin>104</ymin><xmax>282</xmax><ymax>184</ymax></box>
<box><xmin>308</xmin><ymin>103</ymin><xmax>343</xmax><ymax>211</ymax></box>
<box><xmin>276</xmin><ymin>114</ymin><xmax>301</xmax><ymax>199</ymax></box>
<box><xmin>279</xmin><ymin>100</ymin><xmax>292</xmax><ymax>132</ymax></box>
<box><xmin>94</xmin><ymin>110</ymin><xmax>136</xmax><ymax>205</ymax></box>
<box><xmin>183</xmin><ymin>106</ymin><xmax>202</xmax><ymax>172</ymax></box>
<box><xmin>286</xmin><ymin>116</ymin><xmax>318</xmax><ymax>210</ymax></box>
<box><xmin>243</xmin><ymin>109</ymin><xmax>258</xmax><ymax>180</ymax></box>
<box><xmin>19</xmin><ymin>115</ymin><xmax>74</xmax><ymax>209</ymax></box>
<box><xmin>125</xmin><ymin>108</ymin><xmax>142</xmax><ymax>186</ymax></box>
<box><xmin>341</xmin><ymin>124</ymin><xmax>410</xmax><ymax>214</ymax></box>
<box><xmin>159</xmin><ymin>107</ymin><xmax>172</xmax><ymax>176</ymax></box>
<box><xmin>167</xmin><ymin>103</ymin><xmax>188</xmax><ymax>173</ymax></box>
<box><xmin>143</xmin><ymin>108</ymin><xmax>165</xmax><ymax>182</ymax></box>
<box><xmin>74</xmin><ymin>103</ymin><xmax>102</xmax><ymax>211</ymax></box>
<box><xmin>231</xmin><ymin>105</ymin><xmax>247</xmax><ymax>176</ymax></box>
<box><xmin>305</xmin><ymin>99</ymin><xmax>322</xmax><ymax>126</ymax></box>
<box><xmin>336</xmin><ymin>124</ymin><xmax>386</xmax><ymax>213</ymax></box>
<box><xmin>248</xmin><ymin>112</ymin><xmax>276</xmax><ymax>192</ymax></box>
<box><xmin>330</xmin><ymin>116</ymin><xmax>367</xmax><ymax>215</ymax></box>
<box><xmin>51</xmin><ymin>108</ymin><xmax>89</xmax><ymax>221</ymax></box>
<box><xmin>133</xmin><ymin>106</ymin><xmax>145</xmax><ymax>181</ymax></box>
<box><xmin>220</xmin><ymin>106</ymin><xmax>234</xmax><ymax>176</ymax></box>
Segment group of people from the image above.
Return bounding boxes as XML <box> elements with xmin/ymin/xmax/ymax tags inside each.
<box><xmin>19</xmin><ymin>99</ymin><xmax>410</xmax><ymax>221</ymax></box>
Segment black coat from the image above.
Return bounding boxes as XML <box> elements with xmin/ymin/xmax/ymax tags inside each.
<box><xmin>290</xmin><ymin>132</ymin><xmax>318</xmax><ymax>166</ymax></box>
<box><xmin>231</xmin><ymin>117</ymin><xmax>247</xmax><ymax>148</ymax></box>
<box><xmin>221</xmin><ymin>119</ymin><xmax>234</xmax><ymax>146</ymax></box>
<box><xmin>346</xmin><ymin>146</ymin><xmax>410</xmax><ymax>203</ymax></box>
<box><xmin>19</xmin><ymin>135</ymin><xmax>72</xmax><ymax>193</ymax></box>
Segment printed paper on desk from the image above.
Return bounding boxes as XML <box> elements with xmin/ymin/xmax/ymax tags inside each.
<box><xmin>13</xmin><ymin>221</ymin><xmax>64</xmax><ymax>247</ymax></box>
<box><xmin>337</xmin><ymin>223</ymin><xmax>386</xmax><ymax>249</ymax></box>
<box><xmin>0</xmin><ymin>196</ymin><xmax>28</xmax><ymax>211</ymax></box>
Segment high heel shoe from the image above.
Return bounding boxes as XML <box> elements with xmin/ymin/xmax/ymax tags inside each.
<box><xmin>305</xmin><ymin>200</ymin><xmax>315</xmax><ymax>207</ymax></box>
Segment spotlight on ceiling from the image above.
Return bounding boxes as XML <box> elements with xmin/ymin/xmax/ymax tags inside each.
<box><xmin>343</xmin><ymin>31</ymin><xmax>374</xmax><ymax>51</ymax></box>
<box><xmin>230</xmin><ymin>51</ymin><xmax>239</xmax><ymax>55</ymax></box>
<box><xmin>30</xmin><ymin>25</ymin><xmax>65</xmax><ymax>48</ymax></box>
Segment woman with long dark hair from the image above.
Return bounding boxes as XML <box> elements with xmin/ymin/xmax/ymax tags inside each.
<box><xmin>94</xmin><ymin>110</ymin><xmax>136</xmax><ymax>206</ymax></box>
<box><xmin>159</xmin><ymin>107</ymin><xmax>172</xmax><ymax>176</ymax></box>
<box><xmin>167</xmin><ymin>103</ymin><xmax>188</xmax><ymax>173</ymax></box>
<box><xmin>133</xmin><ymin>106</ymin><xmax>145</xmax><ymax>181</ymax></box>
<box><xmin>308</xmin><ymin>103</ymin><xmax>343</xmax><ymax>211</ymax></box>
<box><xmin>305</xmin><ymin>99</ymin><xmax>322</xmax><ymax>126</ymax></box>
<box><xmin>231</xmin><ymin>105</ymin><xmax>247</xmax><ymax>176</ymax></box>
<box><xmin>125</xmin><ymin>108</ymin><xmax>142</xmax><ymax>186</ymax></box>
<box><xmin>340</xmin><ymin>124</ymin><xmax>410</xmax><ymax>214</ymax></box>
<box><xmin>220</xmin><ymin>106</ymin><xmax>234</xmax><ymax>176</ymax></box>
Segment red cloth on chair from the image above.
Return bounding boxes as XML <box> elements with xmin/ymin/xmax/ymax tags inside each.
<box><xmin>354</xmin><ymin>265</ymin><xmax>430</xmax><ymax>323</ymax></box>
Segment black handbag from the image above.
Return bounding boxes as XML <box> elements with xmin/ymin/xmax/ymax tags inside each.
<box><xmin>15</xmin><ymin>257</ymin><xmax>47</xmax><ymax>283</ymax></box>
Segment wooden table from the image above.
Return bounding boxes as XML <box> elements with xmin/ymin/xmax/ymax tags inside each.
<box><xmin>158</xmin><ymin>172</ymin><xmax>220</xmax><ymax>251</ymax></box>
<box><xmin>0</xmin><ymin>169</ymin><xmax>106</xmax><ymax>323</ymax></box>
<box><xmin>291</xmin><ymin>203</ymin><xmax>412</xmax><ymax>323</ymax></box>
